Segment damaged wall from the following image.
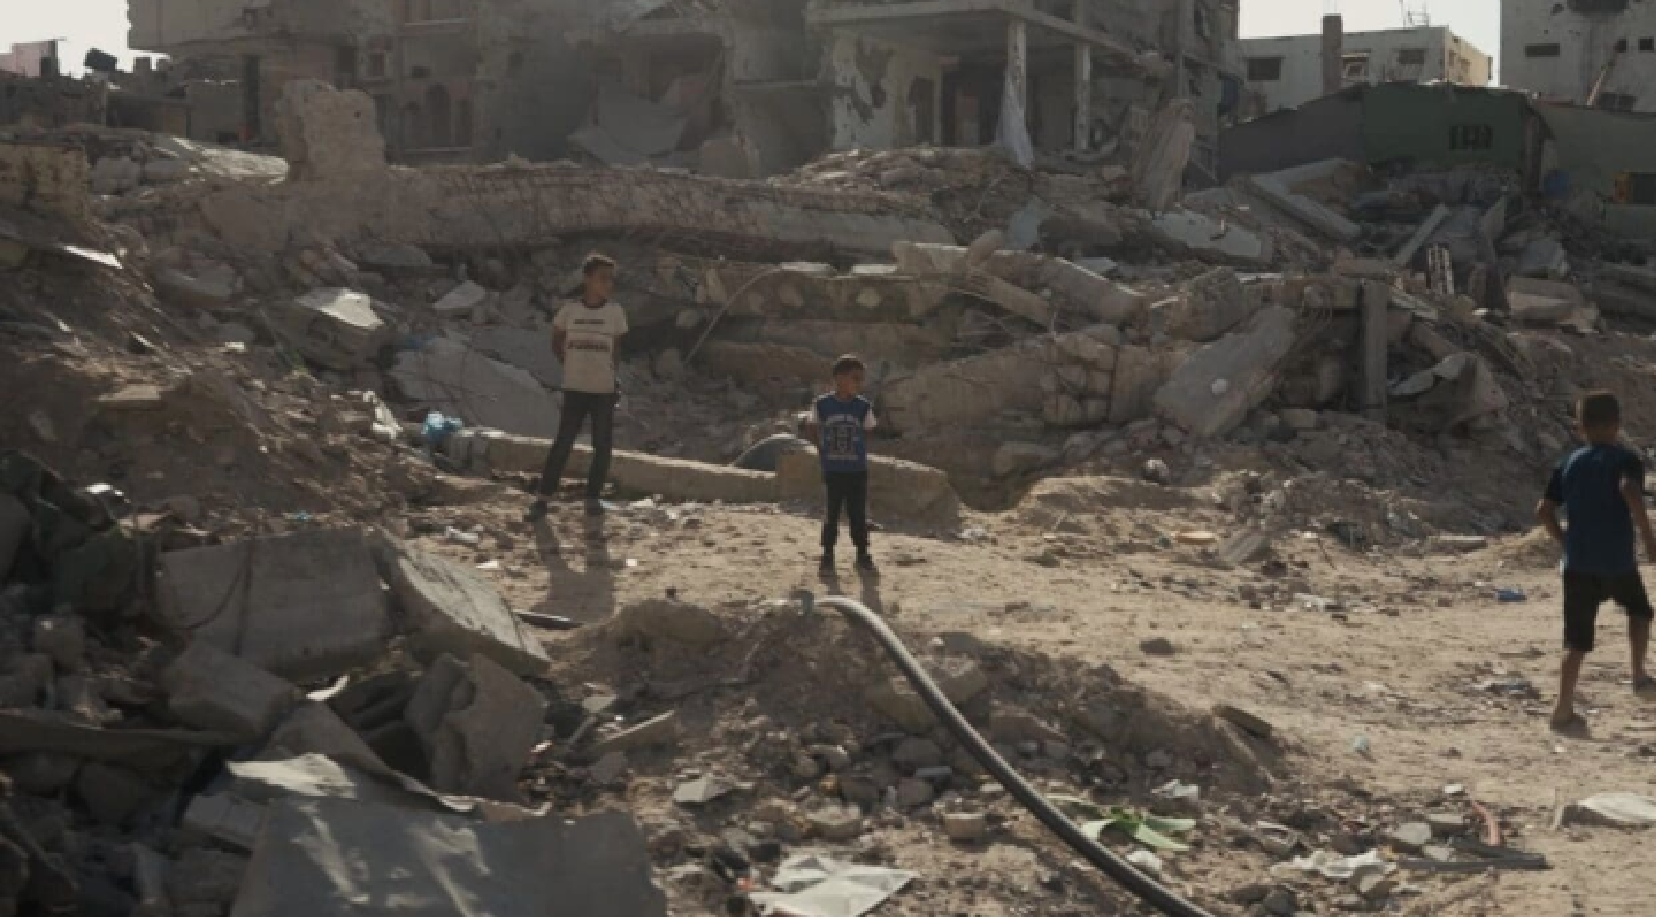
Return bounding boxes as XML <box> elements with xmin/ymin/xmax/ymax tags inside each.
<box><xmin>1501</xmin><ymin>0</ymin><xmax>1657</xmax><ymax>112</ymax></box>
<box><xmin>828</xmin><ymin>35</ymin><xmax>943</xmax><ymax>152</ymax></box>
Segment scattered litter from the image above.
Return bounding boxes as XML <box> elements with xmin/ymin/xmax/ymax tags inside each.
<box><xmin>1563</xmin><ymin>792</ymin><xmax>1657</xmax><ymax>828</ymax></box>
<box><xmin>750</xmin><ymin>853</ymin><xmax>916</xmax><ymax>917</ymax></box>
<box><xmin>1274</xmin><ymin>849</ymin><xmax>1394</xmax><ymax>880</ymax></box>
<box><xmin>1495</xmin><ymin>588</ymin><xmax>1527</xmax><ymax>603</ymax></box>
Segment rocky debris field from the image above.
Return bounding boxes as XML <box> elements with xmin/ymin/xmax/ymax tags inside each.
<box><xmin>0</xmin><ymin>82</ymin><xmax>1652</xmax><ymax>917</ymax></box>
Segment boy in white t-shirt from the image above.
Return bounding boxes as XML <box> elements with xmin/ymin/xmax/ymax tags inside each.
<box><xmin>528</xmin><ymin>253</ymin><xmax>629</xmax><ymax>520</ymax></box>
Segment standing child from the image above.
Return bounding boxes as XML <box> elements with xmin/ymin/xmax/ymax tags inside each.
<box><xmin>528</xmin><ymin>253</ymin><xmax>628</xmax><ymax>520</ymax></box>
<box><xmin>1536</xmin><ymin>390</ymin><xmax>1657</xmax><ymax>731</ymax></box>
<box><xmin>805</xmin><ymin>355</ymin><xmax>878</xmax><ymax>575</ymax></box>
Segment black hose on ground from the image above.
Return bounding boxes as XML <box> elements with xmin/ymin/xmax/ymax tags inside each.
<box><xmin>812</xmin><ymin>594</ymin><xmax>1218</xmax><ymax>917</ymax></box>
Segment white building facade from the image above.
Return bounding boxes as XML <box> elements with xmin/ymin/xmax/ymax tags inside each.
<box><xmin>1502</xmin><ymin>0</ymin><xmax>1656</xmax><ymax>112</ymax></box>
<box><xmin>1241</xmin><ymin>26</ymin><xmax>1492</xmax><ymax>116</ymax></box>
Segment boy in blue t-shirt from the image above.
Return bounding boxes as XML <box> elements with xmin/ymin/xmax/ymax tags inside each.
<box><xmin>805</xmin><ymin>355</ymin><xmax>878</xmax><ymax>575</ymax></box>
<box><xmin>1537</xmin><ymin>390</ymin><xmax>1657</xmax><ymax>730</ymax></box>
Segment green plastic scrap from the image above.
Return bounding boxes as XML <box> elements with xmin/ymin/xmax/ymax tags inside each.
<box><xmin>1048</xmin><ymin>796</ymin><xmax>1197</xmax><ymax>852</ymax></box>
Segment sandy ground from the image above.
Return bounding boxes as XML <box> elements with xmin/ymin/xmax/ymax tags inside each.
<box><xmin>407</xmin><ymin>485</ymin><xmax>1657</xmax><ymax>917</ymax></box>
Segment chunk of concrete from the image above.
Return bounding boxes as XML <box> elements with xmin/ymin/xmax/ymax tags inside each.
<box><xmin>1038</xmin><ymin>258</ymin><xmax>1149</xmax><ymax>324</ymax></box>
<box><xmin>392</xmin><ymin>337</ymin><xmax>558</xmax><ymax>437</ymax></box>
<box><xmin>405</xmin><ymin>653</ymin><xmax>548</xmax><ymax>801</ymax></box>
<box><xmin>866</xmin><ymin>658</ymin><xmax>988</xmax><ymax>732</ymax></box>
<box><xmin>183</xmin><ymin>793</ymin><xmax>267</xmax><ymax>851</ymax></box>
<box><xmin>355</xmin><ymin>243</ymin><xmax>435</xmax><ymax>272</ymax></box>
<box><xmin>447</xmin><ymin>432</ymin><xmax>778</xmax><ymax>503</ymax></box>
<box><xmin>277</xmin><ymin>289</ymin><xmax>389</xmax><ymax>371</ymax></box>
<box><xmin>472</xmin><ymin>325</ymin><xmax>563</xmax><ymax>388</ymax></box>
<box><xmin>1149</xmin><ymin>210</ymin><xmax>1272</xmax><ymax>265</ymax></box>
<box><xmin>1153</xmin><ymin>306</ymin><xmax>1298</xmax><ymax>436</ymax></box>
<box><xmin>993</xmin><ymin>443</ymin><xmax>1058</xmax><ymax>477</ymax></box>
<box><xmin>892</xmin><ymin>241</ymin><xmax>1052</xmax><ymax>325</ymax></box>
<box><xmin>155</xmin><ymin>530</ymin><xmax>393</xmax><ymax>679</ymax></box>
<box><xmin>162</xmin><ymin>641</ymin><xmax>299</xmax><ymax>741</ymax></box>
<box><xmin>1249</xmin><ymin>175</ymin><xmax>1360</xmax><ymax>242</ymax></box>
<box><xmin>881</xmin><ymin>340</ymin><xmax>1049</xmax><ymax>433</ymax></box>
<box><xmin>434</xmin><ymin>281</ymin><xmax>489</xmax><ymax>316</ymax></box>
<box><xmin>276</xmin><ymin>79</ymin><xmax>387</xmax><ymax>181</ymax></box>
<box><xmin>1147</xmin><ymin>268</ymin><xmax>1252</xmax><ymax>342</ymax></box>
<box><xmin>230</xmin><ymin>800</ymin><xmax>667</xmax><ymax>917</ymax></box>
<box><xmin>374</xmin><ymin>541</ymin><xmax>551</xmax><ymax>676</ymax></box>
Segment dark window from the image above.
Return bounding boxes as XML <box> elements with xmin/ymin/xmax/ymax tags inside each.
<box><xmin>1246</xmin><ymin>56</ymin><xmax>1282</xmax><ymax>81</ymax></box>
<box><xmin>367</xmin><ymin>53</ymin><xmax>388</xmax><ymax>79</ymax></box>
<box><xmin>1341</xmin><ymin>53</ymin><xmax>1370</xmax><ymax>80</ymax></box>
<box><xmin>1615</xmin><ymin>38</ymin><xmax>1629</xmax><ymax>52</ymax></box>
<box><xmin>410</xmin><ymin>64</ymin><xmax>431</xmax><ymax>79</ymax></box>
<box><xmin>1397</xmin><ymin>48</ymin><xmax>1427</xmax><ymax>66</ymax></box>
<box><xmin>1448</xmin><ymin>123</ymin><xmax>1494</xmax><ymax>150</ymax></box>
<box><xmin>1598</xmin><ymin>92</ymin><xmax>1637</xmax><ymax>110</ymax></box>
<box><xmin>1641</xmin><ymin>37</ymin><xmax>1655</xmax><ymax>52</ymax></box>
<box><xmin>1525</xmin><ymin>43</ymin><xmax>1562</xmax><ymax>57</ymax></box>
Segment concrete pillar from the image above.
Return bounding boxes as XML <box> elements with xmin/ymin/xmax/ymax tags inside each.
<box><xmin>1073</xmin><ymin>46</ymin><xmax>1092</xmax><ymax>151</ymax></box>
<box><xmin>1360</xmin><ymin>279</ymin><xmax>1389</xmax><ymax>421</ymax></box>
<box><xmin>1006</xmin><ymin>20</ymin><xmax>1028</xmax><ymax>112</ymax></box>
<box><xmin>1321</xmin><ymin>14</ymin><xmax>1343</xmax><ymax>97</ymax></box>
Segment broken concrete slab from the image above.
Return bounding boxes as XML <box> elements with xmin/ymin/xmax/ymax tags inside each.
<box><xmin>373</xmin><ymin>540</ymin><xmax>551</xmax><ymax>677</ymax></box>
<box><xmin>230</xmin><ymin>800</ymin><xmax>666</xmax><ymax>917</ymax></box>
<box><xmin>891</xmin><ymin>241</ymin><xmax>1052</xmax><ymax>325</ymax></box>
<box><xmin>447</xmin><ymin>431</ymin><xmax>781</xmax><ymax>504</ymax></box>
<box><xmin>391</xmin><ymin>337</ymin><xmax>558</xmax><ymax>438</ymax></box>
<box><xmin>1149</xmin><ymin>210</ymin><xmax>1273</xmax><ymax>266</ymax></box>
<box><xmin>155</xmin><ymin>529</ymin><xmax>393</xmax><ymax>680</ymax></box>
<box><xmin>1110</xmin><ymin>345</ymin><xmax>1188</xmax><ymax>424</ymax></box>
<box><xmin>881</xmin><ymin>341</ymin><xmax>1049</xmax><ymax>434</ymax></box>
<box><xmin>276</xmin><ymin>80</ymin><xmax>387</xmax><ymax>181</ymax></box>
<box><xmin>775</xmin><ymin>450</ymin><xmax>959</xmax><ymax>522</ymax></box>
<box><xmin>434</xmin><ymin>281</ymin><xmax>490</xmax><ymax>316</ymax></box>
<box><xmin>1154</xmin><ymin>306</ymin><xmax>1299</xmax><ymax>437</ymax></box>
<box><xmin>1037</xmin><ymin>258</ymin><xmax>1149</xmax><ymax>324</ymax></box>
<box><xmin>1146</xmin><ymin>268</ymin><xmax>1253</xmax><ymax>342</ymax></box>
<box><xmin>992</xmin><ymin>443</ymin><xmax>1059</xmax><ymax>477</ymax></box>
<box><xmin>184</xmin><ymin>793</ymin><xmax>267</xmax><ymax>851</ymax></box>
<box><xmin>1393</xmin><ymin>204</ymin><xmax>1451</xmax><ymax>267</ymax></box>
<box><xmin>227</xmin><ymin>754</ymin><xmax>433</xmax><ymax>810</ymax></box>
<box><xmin>276</xmin><ymin>289</ymin><xmax>390</xmax><ymax>371</ymax></box>
<box><xmin>162</xmin><ymin>641</ymin><xmax>299</xmax><ymax>742</ymax></box>
<box><xmin>1249</xmin><ymin>175</ymin><xmax>1360</xmax><ymax>242</ymax></box>
<box><xmin>471</xmin><ymin>325</ymin><xmax>562</xmax><ymax>388</ymax></box>
<box><xmin>404</xmin><ymin>653</ymin><xmax>548</xmax><ymax>801</ymax></box>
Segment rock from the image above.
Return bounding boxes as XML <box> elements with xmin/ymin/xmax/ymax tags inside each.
<box><xmin>808</xmin><ymin>806</ymin><xmax>864</xmax><ymax>841</ymax></box>
<box><xmin>1425</xmin><ymin>812</ymin><xmax>1466</xmax><ymax>836</ymax></box>
<box><xmin>673</xmin><ymin>776</ymin><xmax>737</xmax><ymax>806</ymax></box>
<box><xmin>434</xmin><ymin>281</ymin><xmax>490</xmax><ymax>316</ymax></box>
<box><xmin>374</xmin><ymin>541</ymin><xmax>551</xmax><ymax>676</ymax></box>
<box><xmin>275</xmin><ymin>289</ymin><xmax>389</xmax><ymax>371</ymax></box>
<box><xmin>608</xmin><ymin>598</ymin><xmax>726</xmax><ymax>648</ymax></box>
<box><xmin>1387</xmin><ymin>821</ymin><xmax>1433</xmax><ymax>853</ymax></box>
<box><xmin>1218</xmin><ymin>531</ymin><xmax>1270</xmax><ymax>566</ymax></box>
<box><xmin>1261</xmin><ymin>886</ymin><xmax>1298</xmax><ymax>916</ymax></box>
<box><xmin>589</xmin><ymin>752</ymin><xmax>629</xmax><ymax>785</ymax></box>
<box><xmin>942</xmin><ymin>811</ymin><xmax>988</xmax><ymax>843</ymax></box>
<box><xmin>589</xmin><ymin>711</ymin><xmax>680</xmax><ymax>757</ymax></box>
<box><xmin>404</xmin><ymin>653</ymin><xmax>548</xmax><ymax>800</ymax></box>
<box><xmin>156</xmin><ymin>266</ymin><xmax>237</xmax><ymax>308</ymax></box>
<box><xmin>1356</xmin><ymin>872</ymin><xmax>1396</xmax><ymax>900</ymax></box>
<box><xmin>988</xmin><ymin>706</ymin><xmax>1067</xmax><ymax>746</ymax></box>
<box><xmin>92</xmin><ymin>156</ymin><xmax>141</xmax><ymax>194</ymax></box>
<box><xmin>892</xmin><ymin>737</ymin><xmax>944</xmax><ymax>771</ymax></box>
<box><xmin>30</xmin><ymin>616</ymin><xmax>85</xmax><ymax>672</ymax></box>
<box><xmin>1141</xmin><ymin>458</ymin><xmax>1172</xmax><ymax>485</ymax></box>
<box><xmin>97</xmin><ymin>384</ymin><xmax>165</xmax><ymax>411</ymax></box>
<box><xmin>865</xmin><ymin>658</ymin><xmax>988</xmax><ymax>732</ymax></box>
<box><xmin>1428</xmin><ymin>534</ymin><xmax>1488</xmax><ymax>554</ymax></box>
<box><xmin>1213</xmin><ymin>704</ymin><xmax>1273</xmax><ymax>739</ymax></box>
<box><xmin>75</xmin><ymin>763</ymin><xmax>160</xmax><ymax>825</ymax></box>
<box><xmin>992</xmin><ymin>442</ymin><xmax>1058</xmax><ymax>477</ymax></box>
<box><xmin>1229</xmin><ymin>883</ymin><xmax>1272</xmax><ymax>905</ymax></box>
<box><xmin>156</xmin><ymin>530</ymin><xmax>392</xmax><ymax>679</ymax></box>
<box><xmin>471</xmin><ymin>326</ymin><xmax>564</xmax><ymax>389</ymax></box>
<box><xmin>895</xmin><ymin>778</ymin><xmax>934</xmax><ymax>808</ymax></box>
<box><xmin>1149</xmin><ymin>210</ymin><xmax>1272</xmax><ymax>265</ymax></box>
<box><xmin>162</xmin><ymin>641</ymin><xmax>299</xmax><ymax>741</ymax></box>
<box><xmin>181</xmin><ymin>793</ymin><xmax>266</xmax><ymax>851</ymax></box>
<box><xmin>1139</xmin><ymin>637</ymin><xmax>1176</xmax><ymax>656</ymax></box>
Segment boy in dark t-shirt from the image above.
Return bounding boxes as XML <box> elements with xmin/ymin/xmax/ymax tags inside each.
<box><xmin>804</xmin><ymin>355</ymin><xmax>877</xmax><ymax>576</ymax></box>
<box><xmin>1537</xmin><ymin>390</ymin><xmax>1657</xmax><ymax>730</ymax></box>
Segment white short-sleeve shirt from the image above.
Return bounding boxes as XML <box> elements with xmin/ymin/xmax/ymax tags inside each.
<box><xmin>555</xmin><ymin>301</ymin><xmax>628</xmax><ymax>394</ymax></box>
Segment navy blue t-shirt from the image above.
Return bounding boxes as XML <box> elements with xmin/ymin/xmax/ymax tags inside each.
<box><xmin>1544</xmin><ymin>444</ymin><xmax>1644</xmax><ymax>575</ymax></box>
<box><xmin>814</xmin><ymin>394</ymin><xmax>876</xmax><ymax>474</ymax></box>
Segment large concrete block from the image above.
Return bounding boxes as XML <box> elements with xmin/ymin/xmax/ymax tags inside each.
<box><xmin>404</xmin><ymin>653</ymin><xmax>547</xmax><ymax>801</ymax></box>
<box><xmin>1149</xmin><ymin>210</ymin><xmax>1273</xmax><ymax>265</ymax></box>
<box><xmin>445</xmin><ymin>433</ymin><xmax>778</xmax><ymax>504</ymax></box>
<box><xmin>155</xmin><ymin>530</ymin><xmax>393</xmax><ymax>679</ymax></box>
<box><xmin>391</xmin><ymin>338</ymin><xmax>558</xmax><ymax>437</ymax></box>
<box><xmin>1154</xmin><ymin>306</ymin><xmax>1299</xmax><ymax>436</ymax></box>
<box><xmin>163</xmin><ymin>642</ymin><xmax>299</xmax><ymax>741</ymax></box>
<box><xmin>775</xmin><ymin>451</ymin><xmax>959</xmax><ymax>521</ymax></box>
<box><xmin>881</xmin><ymin>343</ymin><xmax>1049</xmax><ymax>434</ymax></box>
<box><xmin>277</xmin><ymin>289</ymin><xmax>389</xmax><ymax>371</ymax></box>
<box><xmin>373</xmin><ymin>541</ymin><xmax>551</xmax><ymax>676</ymax></box>
<box><xmin>1038</xmin><ymin>258</ymin><xmax>1149</xmax><ymax>324</ymax></box>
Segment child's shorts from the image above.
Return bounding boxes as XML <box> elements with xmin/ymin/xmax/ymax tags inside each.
<box><xmin>1562</xmin><ymin>571</ymin><xmax>1655</xmax><ymax>652</ymax></box>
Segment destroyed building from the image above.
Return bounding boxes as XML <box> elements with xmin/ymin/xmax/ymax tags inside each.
<box><xmin>124</xmin><ymin>0</ymin><xmax>1245</xmax><ymax>178</ymax></box>
<box><xmin>1241</xmin><ymin>24</ymin><xmax>1493</xmax><ymax>116</ymax></box>
<box><xmin>1501</xmin><ymin>0</ymin><xmax>1657</xmax><ymax>112</ymax></box>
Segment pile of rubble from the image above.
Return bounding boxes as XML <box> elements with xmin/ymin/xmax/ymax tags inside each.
<box><xmin>0</xmin><ymin>481</ymin><xmax>670</xmax><ymax>916</ymax></box>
